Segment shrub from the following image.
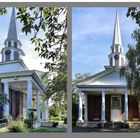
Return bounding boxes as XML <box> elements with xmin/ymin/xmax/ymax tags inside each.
<box><xmin>8</xmin><ymin>120</ymin><xmax>25</xmax><ymax>132</ymax></box>
<box><xmin>64</xmin><ymin>117</ymin><xmax>67</xmax><ymax>124</ymax></box>
<box><xmin>51</xmin><ymin>116</ymin><xmax>60</xmax><ymax>121</ymax></box>
<box><xmin>24</xmin><ymin>110</ymin><xmax>37</xmax><ymax>128</ymax></box>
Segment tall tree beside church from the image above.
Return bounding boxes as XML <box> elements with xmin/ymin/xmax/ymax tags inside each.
<box><xmin>120</xmin><ymin>7</ymin><xmax>140</xmax><ymax>100</ymax></box>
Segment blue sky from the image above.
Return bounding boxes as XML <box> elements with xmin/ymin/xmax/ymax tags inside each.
<box><xmin>72</xmin><ymin>7</ymin><xmax>138</xmax><ymax>79</ymax></box>
<box><xmin>0</xmin><ymin>8</ymin><xmax>47</xmax><ymax>72</ymax></box>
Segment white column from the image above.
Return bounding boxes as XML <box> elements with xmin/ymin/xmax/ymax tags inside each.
<box><xmin>101</xmin><ymin>91</ymin><xmax>106</xmax><ymax>122</ymax></box>
<box><xmin>84</xmin><ymin>93</ymin><xmax>88</xmax><ymax>122</ymax></box>
<box><xmin>27</xmin><ymin>80</ymin><xmax>32</xmax><ymax>110</ymax></box>
<box><xmin>124</xmin><ymin>91</ymin><xmax>128</xmax><ymax>123</ymax></box>
<box><xmin>3</xmin><ymin>82</ymin><xmax>9</xmax><ymax>117</ymax></box>
<box><xmin>10</xmin><ymin>50</ymin><xmax>14</xmax><ymax>61</ymax></box>
<box><xmin>37</xmin><ymin>92</ymin><xmax>40</xmax><ymax>121</ymax></box>
<box><xmin>23</xmin><ymin>94</ymin><xmax>27</xmax><ymax>119</ymax></box>
<box><xmin>45</xmin><ymin>99</ymin><xmax>49</xmax><ymax>121</ymax></box>
<box><xmin>78</xmin><ymin>91</ymin><xmax>83</xmax><ymax>122</ymax></box>
<box><xmin>42</xmin><ymin>100</ymin><xmax>49</xmax><ymax>121</ymax></box>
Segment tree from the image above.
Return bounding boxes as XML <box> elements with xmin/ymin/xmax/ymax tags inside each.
<box><xmin>119</xmin><ymin>8</ymin><xmax>140</xmax><ymax>100</ymax></box>
<box><xmin>120</xmin><ymin>29</ymin><xmax>140</xmax><ymax>100</ymax></box>
<box><xmin>72</xmin><ymin>73</ymin><xmax>91</xmax><ymax>126</ymax></box>
<box><xmin>41</xmin><ymin>47</ymin><xmax>67</xmax><ymax>116</ymax></box>
<box><xmin>72</xmin><ymin>73</ymin><xmax>91</xmax><ymax>104</ymax></box>
<box><xmin>127</xmin><ymin>7</ymin><xmax>140</xmax><ymax>27</ymax></box>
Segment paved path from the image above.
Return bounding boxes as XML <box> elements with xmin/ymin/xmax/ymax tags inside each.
<box><xmin>41</xmin><ymin>123</ymin><xmax>67</xmax><ymax>132</ymax></box>
<box><xmin>72</xmin><ymin>127</ymin><xmax>140</xmax><ymax>133</ymax></box>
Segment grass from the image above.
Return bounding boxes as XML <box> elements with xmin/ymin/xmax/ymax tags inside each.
<box><xmin>0</xmin><ymin>127</ymin><xmax>65</xmax><ymax>133</ymax></box>
<box><xmin>49</xmin><ymin>120</ymin><xmax>64</xmax><ymax>123</ymax></box>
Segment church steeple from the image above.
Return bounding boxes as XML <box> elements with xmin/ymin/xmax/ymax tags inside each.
<box><xmin>108</xmin><ymin>12</ymin><xmax>125</xmax><ymax>68</ymax></box>
<box><xmin>7</xmin><ymin>7</ymin><xmax>18</xmax><ymax>40</ymax></box>
<box><xmin>112</xmin><ymin>12</ymin><xmax>122</xmax><ymax>46</ymax></box>
<box><xmin>1</xmin><ymin>7</ymin><xmax>25</xmax><ymax>62</ymax></box>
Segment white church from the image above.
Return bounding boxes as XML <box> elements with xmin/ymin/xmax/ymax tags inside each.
<box><xmin>76</xmin><ymin>12</ymin><xmax>140</xmax><ymax>127</ymax></box>
<box><xmin>0</xmin><ymin>8</ymin><xmax>49</xmax><ymax>125</ymax></box>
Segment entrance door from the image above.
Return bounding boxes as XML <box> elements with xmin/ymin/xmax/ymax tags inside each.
<box><xmin>111</xmin><ymin>96</ymin><xmax>121</xmax><ymax>122</ymax></box>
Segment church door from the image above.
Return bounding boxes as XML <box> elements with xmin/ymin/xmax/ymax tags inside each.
<box><xmin>111</xmin><ymin>95</ymin><xmax>121</xmax><ymax>122</ymax></box>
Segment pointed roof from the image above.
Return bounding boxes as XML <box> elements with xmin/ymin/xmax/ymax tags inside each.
<box><xmin>112</xmin><ymin>12</ymin><xmax>122</xmax><ymax>45</ymax></box>
<box><xmin>7</xmin><ymin>7</ymin><xmax>18</xmax><ymax>40</ymax></box>
<box><xmin>76</xmin><ymin>67</ymin><xmax>127</xmax><ymax>88</ymax></box>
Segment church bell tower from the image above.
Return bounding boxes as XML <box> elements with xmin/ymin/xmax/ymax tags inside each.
<box><xmin>108</xmin><ymin>12</ymin><xmax>125</xmax><ymax>67</ymax></box>
<box><xmin>1</xmin><ymin>7</ymin><xmax>25</xmax><ymax>62</ymax></box>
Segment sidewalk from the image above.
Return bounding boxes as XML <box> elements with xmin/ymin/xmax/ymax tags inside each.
<box><xmin>72</xmin><ymin>127</ymin><xmax>140</xmax><ymax>133</ymax></box>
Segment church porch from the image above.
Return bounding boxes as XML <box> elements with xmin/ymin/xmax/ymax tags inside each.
<box><xmin>0</xmin><ymin>71</ymin><xmax>48</xmax><ymax>127</ymax></box>
<box><xmin>77</xmin><ymin>88</ymin><xmax>140</xmax><ymax>128</ymax></box>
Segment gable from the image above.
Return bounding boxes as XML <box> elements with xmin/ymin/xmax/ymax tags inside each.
<box><xmin>77</xmin><ymin>68</ymin><xmax>127</xmax><ymax>87</ymax></box>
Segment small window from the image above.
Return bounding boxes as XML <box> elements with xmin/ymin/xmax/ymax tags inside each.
<box><xmin>116</xmin><ymin>46</ymin><xmax>118</xmax><ymax>52</ymax></box>
<box><xmin>14</xmin><ymin>42</ymin><xmax>17</xmax><ymax>48</ymax></box>
<box><xmin>111</xmin><ymin>96</ymin><xmax>121</xmax><ymax>109</ymax></box>
<box><xmin>8</xmin><ymin>41</ymin><xmax>11</xmax><ymax>47</ymax></box>
<box><xmin>5</xmin><ymin>50</ymin><xmax>11</xmax><ymax>61</ymax></box>
<box><xmin>14</xmin><ymin>51</ymin><xmax>19</xmax><ymax>60</ymax></box>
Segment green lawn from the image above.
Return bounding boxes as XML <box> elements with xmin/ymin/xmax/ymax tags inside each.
<box><xmin>0</xmin><ymin>127</ymin><xmax>65</xmax><ymax>133</ymax></box>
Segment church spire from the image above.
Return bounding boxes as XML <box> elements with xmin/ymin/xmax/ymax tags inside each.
<box><xmin>1</xmin><ymin>7</ymin><xmax>25</xmax><ymax>62</ymax></box>
<box><xmin>7</xmin><ymin>7</ymin><xmax>18</xmax><ymax>40</ymax></box>
<box><xmin>106</xmin><ymin>12</ymin><xmax>125</xmax><ymax>69</ymax></box>
<box><xmin>112</xmin><ymin>12</ymin><xmax>122</xmax><ymax>45</ymax></box>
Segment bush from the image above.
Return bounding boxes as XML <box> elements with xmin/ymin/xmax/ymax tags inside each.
<box><xmin>24</xmin><ymin>110</ymin><xmax>37</xmax><ymax>128</ymax></box>
<box><xmin>8</xmin><ymin>120</ymin><xmax>25</xmax><ymax>132</ymax></box>
<box><xmin>64</xmin><ymin>117</ymin><xmax>67</xmax><ymax>124</ymax></box>
<box><xmin>51</xmin><ymin>116</ymin><xmax>60</xmax><ymax>121</ymax></box>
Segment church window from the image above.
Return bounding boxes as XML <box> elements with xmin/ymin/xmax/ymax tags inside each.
<box><xmin>14</xmin><ymin>42</ymin><xmax>17</xmax><ymax>48</ymax></box>
<box><xmin>8</xmin><ymin>41</ymin><xmax>11</xmax><ymax>47</ymax></box>
<box><xmin>5</xmin><ymin>50</ymin><xmax>11</xmax><ymax>61</ymax></box>
<box><xmin>114</xmin><ymin>55</ymin><xmax>119</xmax><ymax>66</ymax></box>
<box><xmin>14</xmin><ymin>51</ymin><xmax>19</xmax><ymax>60</ymax></box>
<box><xmin>116</xmin><ymin>45</ymin><xmax>118</xmax><ymax>52</ymax></box>
<box><xmin>110</xmin><ymin>57</ymin><xmax>113</xmax><ymax>66</ymax></box>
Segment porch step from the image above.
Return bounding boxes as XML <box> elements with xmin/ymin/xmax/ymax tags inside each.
<box><xmin>41</xmin><ymin>121</ymin><xmax>58</xmax><ymax>127</ymax></box>
<box><xmin>0</xmin><ymin>123</ymin><xmax>7</xmax><ymax>128</ymax></box>
<box><xmin>129</xmin><ymin>122</ymin><xmax>140</xmax><ymax>129</ymax></box>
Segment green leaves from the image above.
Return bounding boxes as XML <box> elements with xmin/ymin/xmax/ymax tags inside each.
<box><xmin>120</xmin><ymin>29</ymin><xmax>140</xmax><ymax>100</ymax></box>
<box><xmin>0</xmin><ymin>8</ymin><xmax>7</xmax><ymax>15</ymax></box>
<box><xmin>16</xmin><ymin>7</ymin><xmax>67</xmax><ymax>71</ymax></box>
<box><xmin>127</xmin><ymin>7</ymin><xmax>140</xmax><ymax>27</ymax></box>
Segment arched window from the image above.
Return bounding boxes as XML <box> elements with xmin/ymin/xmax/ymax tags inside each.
<box><xmin>116</xmin><ymin>46</ymin><xmax>118</xmax><ymax>52</ymax></box>
<box><xmin>14</xmin><ymin>51</ymin><xmax>19</xmax><ymax>60</ymax></box>
<box><xmin>110</xmin><ymin>57</ymin><xmax>113</xmax><ymax>66</ymax></box>
<box><xmin>114</xmin><ymin>55</ymin><xmax>119</xmax><ymax>66</ymax></box>
<box><xmin>14</xmin><ymin>42</ymin><xmax>17</xmax><ymax>48</ymax></box>
<box><xmin>5</xmin><ymin>50</ymin><xmax>11</xmax><ymax>61</ymax></box>
<box><xmin>8</xmin><ymin>41</ymin><xmax>11</xmax><ymax>47</ymax></box>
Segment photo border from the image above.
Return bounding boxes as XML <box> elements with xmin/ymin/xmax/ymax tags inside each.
<box><xmin>0</xmin><ymin>1</ymin><xmax>139</xmax><ymax>138</ymax></box>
